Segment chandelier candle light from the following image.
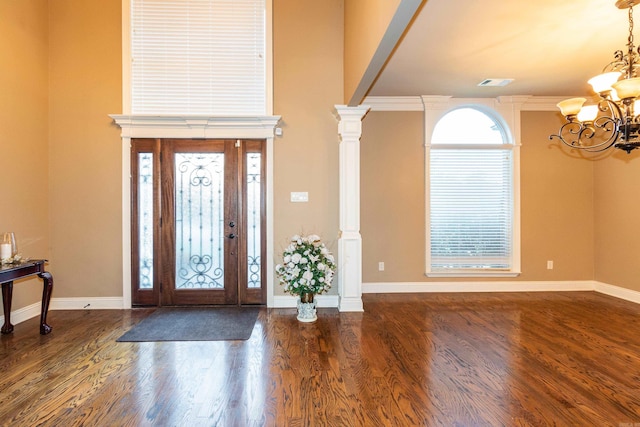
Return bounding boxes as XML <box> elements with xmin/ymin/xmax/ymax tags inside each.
<box><xmin>551</xmin><ymin>0</ymin><xmax>640</xmax><ymax>153</ymax></box>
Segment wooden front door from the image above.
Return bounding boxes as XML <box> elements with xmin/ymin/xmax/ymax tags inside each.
<box><xmin>131</xmin><ymin>138</ymin><xmax>266</xmax><ymax>306</ymax></box>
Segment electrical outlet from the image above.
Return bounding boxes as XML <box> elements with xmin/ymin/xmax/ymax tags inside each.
<box><xmin>378</xmin><ymin>262</ymin><xmax>385</xmax><ymax>271</ymax></box>
<box><xmin>547</xmin><ymin>260</ymin><xmax>554</xmax><ymax>270</ymax></box>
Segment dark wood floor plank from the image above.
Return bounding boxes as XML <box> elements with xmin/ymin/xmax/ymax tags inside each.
<box><xmin>2</xmin><ymin>291</ymin><xmax>640</xmax><ymax>425</ymax></box>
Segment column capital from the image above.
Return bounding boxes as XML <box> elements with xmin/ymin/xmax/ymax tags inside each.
<box><xmin>334</xmin><ymin>104</ymin><xmax>370</xmax><ymax>119</ymax></box>
<box><xmin>335</xmin><ymin>105</ymin><xmax>370</xmax><ymax>140</ymax></box>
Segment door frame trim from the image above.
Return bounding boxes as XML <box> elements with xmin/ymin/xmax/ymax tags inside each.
<box><xmin>110</xmin><ymin>115</ymin><xmax>281</xmax><ymax>308</ymax></box>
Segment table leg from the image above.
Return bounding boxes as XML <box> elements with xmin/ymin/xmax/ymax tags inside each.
<box><xmin>1</xmin><ymin>281</ymin><xmax>14</xmax><ymax>334</ymax></box>
<box><xmin>37</xmin><ymin>271</ymin><xmax>53</xmax><ymax>335</ymax></box>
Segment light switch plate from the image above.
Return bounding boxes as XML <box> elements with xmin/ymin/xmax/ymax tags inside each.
<box><xmin>290</xmin><ymin>192</ymin><xmax>308</xmax><ymax>202</ymax></box>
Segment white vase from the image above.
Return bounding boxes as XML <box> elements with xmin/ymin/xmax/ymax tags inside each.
<box><xmin>296</xmin><ymin>293</ymin><xmax>317</xmax><ymax>322</ymax></box>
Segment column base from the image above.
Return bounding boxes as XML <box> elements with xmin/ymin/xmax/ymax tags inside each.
<box><xmin>338</xmin><ymin>295</ymin><xmax>364</xmax><ymax>312</ymax></box>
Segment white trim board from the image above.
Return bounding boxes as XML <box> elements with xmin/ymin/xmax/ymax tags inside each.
<box><xmin>0</xmin><ymin>297</ymin><xmax>125</xmax><ymax>331</ymax></box>
<box><xmin>0</xmin><ymin>302</ymin><xmax>42</xmax><ymax>330</ymax></box>
<box><xmin>363</xmin><ymin>95</ymin><xmax>566</xmax><ymax>112</ymax></box>
<box><xmin>363</xmin><ymin>280</ymin><xmax>640</xmax><ymax>306</ymax></box>
<box><xmin>50</xmin><ymin>297</ymin><xmax>125</xmax><ymax>310</ymax></box>
<box><xmin>594</xmin><ymin>282</ymin><xmax>640</xmax><ymax>305</ymax></box>
<box><xmin>363</xmin><ymin>281</ymin><xmax>596</xmax><ymax>293</ymax></box>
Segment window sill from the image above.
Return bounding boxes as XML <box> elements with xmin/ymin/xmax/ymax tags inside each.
<box><xmin>426</xmin><ymin>270</ymin><xmax>521</xmax><ymax>278</ymax></box>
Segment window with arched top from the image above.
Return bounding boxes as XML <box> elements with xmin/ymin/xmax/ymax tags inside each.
<box><xmin>426</xmin><ymin>103</ymin><xmax>520</xmax><ymax>277</ymax></box>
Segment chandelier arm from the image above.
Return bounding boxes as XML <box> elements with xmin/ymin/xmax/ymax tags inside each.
<box><xmin>603</xmin><ymin>98</ymin><xmax>624</xmax><ymax>122</ymax></box>
<box><xmin>549</xmin><ymin>108</ymin><xmax>621</xmax><ymax>153</ymax></box>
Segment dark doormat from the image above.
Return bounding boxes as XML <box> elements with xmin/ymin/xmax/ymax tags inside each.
<box><xmin>116</xmin><ymin>307</ymin><xmax>260</xmax><ymax>342</ymax></box>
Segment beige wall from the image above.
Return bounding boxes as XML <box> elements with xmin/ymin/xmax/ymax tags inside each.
<box><xmin>361</xmin><ymin>110</ymin><xmax>595</xmax><ymax>283</ymax></box>
<box><xmin>361</xmin><ymin>111</ymin><xmax>424</xmax><ymax>282</ymax></box>
<box><xmin>344</xmin><ymin>0</ymin><xmax>401</xmax><ymax>104</ymax></box>
<box><xmin>594</xmin><ymin>148</ymin><xmax>640</xmax><ymax>291</ymax></box>
<box><xmin>520</xmin><ymin>111</ymin><xmax>594</xmax><ymax>280</ymax></box>
<box><xmin>0</xmin><ymin>0</ymin><xmax>49</xmax><ymax>309</ymax></box>
<box><xmin>273</xmin><ymin>0</ymin><xmax>344</xmax><ymax>296</ymax></box>
<box><xmin>48</xmin><ymin>0</ymin><xmax>123</xmax><ymax>298</ymax></box>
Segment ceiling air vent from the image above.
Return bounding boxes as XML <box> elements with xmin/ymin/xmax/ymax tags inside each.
<box><xmin>478</xmin><ymin>78</ymin><xmax>514</xmax><ymax>87</ymax></box>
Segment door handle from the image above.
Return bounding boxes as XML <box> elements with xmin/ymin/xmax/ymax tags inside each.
<box><xmin>228</xmin><ymin>233</ymin><xmax>236</xmax><ymax>239</ymax></box>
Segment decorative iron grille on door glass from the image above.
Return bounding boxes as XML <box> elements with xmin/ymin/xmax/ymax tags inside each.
<box><xmin>138</xmin><ymin>153</ymin><xmax>154</xmax><ymax>289</ymax></box>
<box><xmin>246</xmin><ymin>152</ymin><xmax>261</xmax><ymax>288</ymax></box>
<box><xmin>174</xmin><ymin>153</ymin><xmax>225</xmax><ymax>289</ymax></box>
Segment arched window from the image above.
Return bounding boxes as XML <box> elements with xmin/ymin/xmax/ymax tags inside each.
<box><xmin>427</xmin><ymin>105</ymin><xmax>519</xmax><ymax>276</ymax></box>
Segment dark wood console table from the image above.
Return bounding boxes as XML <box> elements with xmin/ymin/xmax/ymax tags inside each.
<box><xmin>0</xmin><ymin>260</ymin><xmax>53</xmax><ymax>335</ymax></box>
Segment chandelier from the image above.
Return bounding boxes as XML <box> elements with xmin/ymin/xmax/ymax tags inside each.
<box><xmin>550</xmin><ymin>0</ymin><xmax>640</xmax><ymax>153</ymax></box>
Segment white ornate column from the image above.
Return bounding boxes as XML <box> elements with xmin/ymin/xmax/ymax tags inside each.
<box><xmin>335</xmin><ymin>105</ymin><xmax>370</xmax><ymax>312</ymax></box>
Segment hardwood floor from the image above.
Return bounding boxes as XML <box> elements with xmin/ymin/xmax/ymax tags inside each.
<box><xmin>1</xmin><ymin>292</ymin><xmax>640</xmax><ymax>426</ymax></box>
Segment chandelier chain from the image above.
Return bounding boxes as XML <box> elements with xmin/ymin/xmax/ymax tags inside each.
<box><xmin>630</xmin><ymin>6</ymin><xmax>635</xmax><ymax>51</ymax></box>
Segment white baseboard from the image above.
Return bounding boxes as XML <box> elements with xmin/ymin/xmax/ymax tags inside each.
<box><xmin>49</xmin><ymin>297</ymin><xmax>125</xmax><ymax>310</ymax></box>
<box><xmin>363</xmin><ymin>280</ymin><xmax>640</xmax><ymax>306</ymax></box>
<box><xmin>362</xmin><ymin>280</ymin><xmax>597</xmax><ymax>294</ymax></box>
<box><xmin>594</xmin><ymin>281</ymin><xmax>640</xmax><ymax>305</ymax></box>
<box><xmin>0</xmin><ymin>297</ymin><xmax>125</xmax><ymax>329</ymax></box>
<box><xmin>0</xmin><ymin>301</ymin><xmax>41</xmax><ymax>329</ymax></box>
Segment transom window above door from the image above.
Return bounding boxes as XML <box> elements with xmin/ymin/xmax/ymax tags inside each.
<box><xmin>130</xmin><ymin>0</ymin><xmax>267</xmax><ymax>115</ymax></box>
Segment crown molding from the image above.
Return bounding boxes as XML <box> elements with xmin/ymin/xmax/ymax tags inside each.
<box><xmin>109</xmin><ymin>114</ymin><xmax>281</xmax><ymax>139</ymax></box>
<box><xmin>518</xmin><ymin>96</ymin><xmax>566</xmax><ymax>111</ymax></box>
<box><xmin>363</xmin><ymin>95</ymin><xmax>567</xmax><ymax>112</ymax></box>
<box><xmin>363</xmin><ymin>96</ymin><xmax>425</xmax><ymax>111</ymax></box>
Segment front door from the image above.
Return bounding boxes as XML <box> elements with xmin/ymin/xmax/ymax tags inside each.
<box><xmin>131</xmin><ymin>138</ymin><xmax>266</xmax><ymax>306</ymax></box>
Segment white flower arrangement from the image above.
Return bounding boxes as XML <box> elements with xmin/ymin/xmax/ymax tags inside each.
<box><xmin>275</xmin><ymin>234</ymin><xmax>336</xmax><ymax>296</ymax></box>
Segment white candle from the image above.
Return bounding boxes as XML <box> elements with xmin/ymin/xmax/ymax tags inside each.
<box><xmin>0</xmin><ymin>243</ymin><xmax>11</xmax><ymax>260</ymax></box>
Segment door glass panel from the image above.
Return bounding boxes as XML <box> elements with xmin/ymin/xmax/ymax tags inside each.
<box><xmin>246</xmin><ymin>152</ymin><xmax>261</xmax><ymax>288</ymax></box>
<box><xmin>138</xmin><ymin>153</ymin><xmax>154</xmax><ymax>289</ymax></box>
<box><xmin>175</xmin><ymin>153</ymin><xmax>225</xmax><ymax>289</ymax></box>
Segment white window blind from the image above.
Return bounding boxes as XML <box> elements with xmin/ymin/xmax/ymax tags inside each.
<box><xmin>429</xmin><ymin>108</ymin><xmax>514</xmax><ymax>272</ymax></box>
<box><xmin>131</xmin><ymin>0</ymin><xmax>266</xmax><ymax>115</ymax></box>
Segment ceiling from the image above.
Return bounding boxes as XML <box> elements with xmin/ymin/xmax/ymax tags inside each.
<box><xmin>368</xmin><ymin>0</ymin><xmax>634</xmax><ymax>99</ymax></box>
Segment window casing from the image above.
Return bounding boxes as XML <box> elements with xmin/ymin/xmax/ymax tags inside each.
<box><xmin>425</xmin><ymin>99</ymin><xmax>521</xmax><ymax>277</ymax></box>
